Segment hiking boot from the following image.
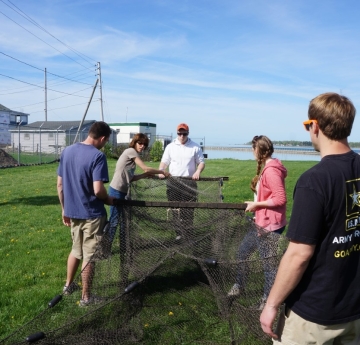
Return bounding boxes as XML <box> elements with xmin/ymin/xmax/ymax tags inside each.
<box><xmin>79</xmin><ymin>295</ymin><xmax>105</xmax><ymax>307</ymax></box>
<box><xmin>227</xmin><ymin>283</ymin><xmax>241</xmax><ymax>297</ymax></box>
<box><xmin>63</xmin><ymin>282</ymin><xmax>80</xmax><ymax>295</ymax></box>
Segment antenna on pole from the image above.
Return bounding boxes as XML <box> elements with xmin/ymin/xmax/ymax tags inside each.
<box><xmin>44</xmin><ymin>67</ymin><xmax>47</xmax><ymax>121</ymax></box>
<box><xmin>97</xmin><ymin>62</ymin><xmax>104</xmax><ymax>121</ymax></box>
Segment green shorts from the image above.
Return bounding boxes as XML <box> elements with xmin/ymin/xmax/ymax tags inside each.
<box><xmin>70</xmin><ymin>216</ymin><xmax>107</xmax><ymax>262</ymax></box>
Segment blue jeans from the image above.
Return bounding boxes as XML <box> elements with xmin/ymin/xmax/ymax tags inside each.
<box><xmin>108</xmin><ymin>186</ymin><xmax>127</xmax><ymax>245</ymax></box>
<box><xmin>236</xmin><ymin>226</ymin><xmax>285</xmax><ymax>298</ymax></box>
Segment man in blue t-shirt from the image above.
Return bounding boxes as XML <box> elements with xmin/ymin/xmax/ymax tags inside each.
<box><xmin>260</xmin><ymin>93</ymin><xmax>360</xmax><ymax>344</ymax></box>
<box><xmin>57</xmin><ymin>121</ymin><xmax>115</xmax><ymax>307</ymax></box>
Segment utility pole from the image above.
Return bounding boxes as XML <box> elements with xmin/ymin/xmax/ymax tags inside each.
<box><xmin>44</xmin><ymin>68</ymin><xmax>47</xmax><ymax>121</ymax></box>
<box><xmin>73</xmin><ymin>79</ymin><xmax>99</xmax><ymax>144</ymax></box>
<box><xmin>97</xmin><ymin>62</ymin><xmax>104</xmax><ymax>121</ymax></box>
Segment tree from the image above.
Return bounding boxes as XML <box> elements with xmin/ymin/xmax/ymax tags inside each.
<box><xmin>150</xmin><ymin>140</ymin><xmax>164</xmax><ymax>162</ymax></box>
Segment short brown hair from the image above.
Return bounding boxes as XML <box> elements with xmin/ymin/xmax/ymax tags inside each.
<box><xmin>129</xmin><ymin>133</ymin><xmax>149</xmax><ymax>148</ymax></box>
<box><xmin>88</xmin><ymin>121</ymin><xmax>111</xmax><ymax>139</ymax></box>
<box><xmin>308</xmin><ymin>93</ymin><xmax>356</xmax><ymax>140</ymax></box>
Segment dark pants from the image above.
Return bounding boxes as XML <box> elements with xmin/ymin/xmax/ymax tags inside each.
<box><xmin>236</xmin><ymin>226</ymin><xmax>285</xmax><ymax>298</ymax></box>
<box><xmin>108</xmin><ymin>186</ymin><xmax>127</xmax><ymax>250</ymax></box>
<box><xmin>166</xmin><ymin>178</ymin><xmax>198</xmax><ymax>238</ymax></box>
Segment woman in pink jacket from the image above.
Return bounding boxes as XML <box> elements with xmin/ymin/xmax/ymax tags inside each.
<box><xmin>228</xmin><ymin>135</ymin><xmax>287</xmax><ymax>309</ymax></box>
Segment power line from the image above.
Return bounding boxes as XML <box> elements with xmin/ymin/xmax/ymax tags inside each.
<box><xmin>2</xmin><ymin>0</ymin><xmax>96</xmax><ymax>66</ymax></box>
<box><xmin>0</xmin><ymin>68</ymin><xmax>95</xmax><ymax>93</ymax></box>
<box><xmin>0</xmin><ymin>72</ymin><xmax>90</xmax><ymax>97</ymax></box>
<box><xmin>0</xmin><ymin>8</ymin><xmax>93</xmax><ymax>70</ymax></box>
<box><xmin>29</xmin><ymin>100</ymin><xmax>99</xmax><ymax>114</ymax></box>
<box><xmin>10</xmin><ymin>86</ymin><xmax>94</xmax><ymax>109</ymax></box>
<box><xmin>0</xmin><ymin>87</ymin><xmax>39</xmax><ymax>96</ymax></box>
<box><xmin>0</xmin><ymin>51</ymin><xmax>94</xmax><ymax>86</ymax></box>
<box><xmin>48</xmin><ymin>75</ymin><xmax>95</xmax><ymax>88</ymax></box>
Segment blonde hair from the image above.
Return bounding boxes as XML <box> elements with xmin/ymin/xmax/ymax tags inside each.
<box><xmin>250</xmin><ymin>135</ymin><xmax>274</xmax><ymax>193</ymax></box>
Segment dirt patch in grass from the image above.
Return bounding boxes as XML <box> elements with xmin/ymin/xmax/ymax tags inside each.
<box><xmin>0</xmin><ymin>148</ymin><xmax>19</xmax><ymax>166</ymax></box>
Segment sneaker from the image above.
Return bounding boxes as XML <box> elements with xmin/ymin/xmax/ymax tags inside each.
<box><xmin>63</xmin><ymin>282</ymin><xmax>80</xmax><ymax>295</ymax></box>
<box><xmin>79</xmin><ymin>295</ymin><xmax>105</xmax><ymax>307</ymax></box>
<box><xmin>227</xmin><ymin>283</ymin><xmax>241</xmax><ymax>297</ymax></box>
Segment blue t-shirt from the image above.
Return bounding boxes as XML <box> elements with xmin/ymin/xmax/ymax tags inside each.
<box><xmin>58</xmin><ymin>142</ymin><xmax>109</xmax><ymax>219</ymax></box>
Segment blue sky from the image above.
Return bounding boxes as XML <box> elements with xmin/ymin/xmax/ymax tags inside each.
<box><xmin>1</xmin><ymin>0</ymin><xmax>360</xmax><ymax>145</ymax></box>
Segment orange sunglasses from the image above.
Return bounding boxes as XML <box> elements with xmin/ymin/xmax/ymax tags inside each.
<box><xmin>303</xmin><ymin>119</ymin><xmax>318</xmax><ymax>131</ymax></box>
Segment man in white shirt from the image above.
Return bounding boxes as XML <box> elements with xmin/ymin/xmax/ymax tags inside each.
<box><xmin>159</xmin><ymin>123</ymin><xmax>205</xmax><ymax>239</ymax></box>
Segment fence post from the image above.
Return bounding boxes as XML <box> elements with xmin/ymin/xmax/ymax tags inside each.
<box><xmin>17</xmin><ymin>121</ymin><xmax>22</xmax><ymax>165</ymax></box>
<box><xmin>39</xmin><ymin>123</ymin><xmax>44</xmax><ymax>164</ymax></box>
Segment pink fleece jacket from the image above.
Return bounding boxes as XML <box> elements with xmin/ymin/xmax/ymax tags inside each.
<box><xmin>255</xmin><ymin>158</ymin><xmax>287</xmax><ymax>231</ymax></box>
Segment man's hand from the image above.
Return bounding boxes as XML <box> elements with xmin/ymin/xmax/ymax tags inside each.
<box><xmin>192</xmin><ymin>170</ymin><xmax>201</xmax><ymax>180</ymax></box>
<box><xmin>163</xmin><ymin>171</ymin><xmax>171</xmax><ymax>178</ymax></box>
<box><xmin>62</xmin><ymin>213</ymin><xmax>71</xmax><ymax>227</ymax></box>
<box><xmin>260</xmin><ymin>304</ymin><xmax>279</xmax><ymax>339</ymax></box>
<box><xmin>158</xmin><ymin>169</ymin><xmax>170</xmax><ymax>179</ymax></box>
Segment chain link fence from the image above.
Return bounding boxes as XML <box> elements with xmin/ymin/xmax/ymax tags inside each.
<box><xmin>0</xmin><ymin>123</ymin><xmax>118</xmax><ymax>167</ymax></box>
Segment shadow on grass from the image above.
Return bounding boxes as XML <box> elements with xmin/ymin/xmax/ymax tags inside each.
<box><xmin>0</xmin><ymin>195</ymin><xmax>59</xmax><ymax>206</ymax></box>
<box><xmin>144</xmin><ymin>261</ymin><xmax>209</xmax><ymax>295</ymax></box>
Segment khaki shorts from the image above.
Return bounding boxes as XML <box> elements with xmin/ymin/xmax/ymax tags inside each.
<box><xmin>70</xmin><ymin>216</ymin><xmax>107</xmax><ymax>262</ymax></box>
<box><xmin>274</xmin><ymin>306</ymin><xmax>360</xmax><ymax>345</ymax></box>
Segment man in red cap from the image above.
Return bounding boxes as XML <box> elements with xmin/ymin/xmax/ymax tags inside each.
<box><xmin>159</xmin><ymin>123</ymin><xmax>205</xmax><ymax>240</ymax></box>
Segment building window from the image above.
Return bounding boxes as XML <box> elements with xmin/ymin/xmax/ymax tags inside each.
<box><xmin>48</xmin><ymin>133</ymin><xmax>54</xmax><ymax>140</ymax></box>
<box><xmin>24</xmin><ymin>133</ymin><xmax>30</xmax><ymax>140</ymax></box>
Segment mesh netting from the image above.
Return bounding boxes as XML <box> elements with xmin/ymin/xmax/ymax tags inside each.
<box><xmin>1</xmin><ymin>178</ymin><xmax>288</xmax><ymax>345</ymax></box>
<box><xmin>129</xmin><ymin>176</ymin><xmax>226</xmax><ymax>203</ymax></box>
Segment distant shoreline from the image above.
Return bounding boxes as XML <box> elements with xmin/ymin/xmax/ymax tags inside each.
<box><xmin>205</xmin><ymin>146</ymin><xmax>320</xmax><ymax>155</ymax></box>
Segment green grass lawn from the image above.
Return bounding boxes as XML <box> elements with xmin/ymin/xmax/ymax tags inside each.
<box><xmin>7</xmin><ymin>151</ymin><xmax>60</xmax><ymax>165</ymax></box>
<box><xmin>0</xmin><ymin>158</ymin><xmax>317</xmax><ymax>341</ymax></box>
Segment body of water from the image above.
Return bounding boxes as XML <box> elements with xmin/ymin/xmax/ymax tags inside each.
<box><xmin>204</xmin><ymin>149</ymin><xmax>321</xmax><ymax>161</ymax></box>
<box><xmin>203</xmin><ymin>145</ymin><xmax>360</xmax><ymax>161</ymax></box>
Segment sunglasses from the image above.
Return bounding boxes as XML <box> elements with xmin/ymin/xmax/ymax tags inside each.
<box><xmin>303</xmin><ymin>119</ymin><xmax>318</xmax><ymax>131</ymax></box>
<box><xmin>177</xmin><ymin>132</ymin><xmax>189</xmax><ymax>136</ymax></box>
<box><xmin>137</xmin><ymin>142</ymin><xmax>147</xmax><ymax>146</ymax></box>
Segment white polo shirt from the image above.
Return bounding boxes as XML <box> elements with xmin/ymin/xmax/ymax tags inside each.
<box><xmin>161</xmin><ymin>138</ymin><xmax>205</xmax><ymax>177</ymax></box>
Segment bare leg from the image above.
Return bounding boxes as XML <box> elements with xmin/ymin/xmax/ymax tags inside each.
<box><xmin>66</xmin><ymin>252</ymin><xmax>80</xmax><ymax>286</ymax></box>
<box><xmin>81</xmin><ymin>261</ymin><xmax>95</xmax><ymax>301</ymax></box>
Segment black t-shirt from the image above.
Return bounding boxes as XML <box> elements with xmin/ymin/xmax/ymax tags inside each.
<box><xmin>286</xmin><ymin>151</ymin><xmax>360</xmax><ymax>325</ymax></box>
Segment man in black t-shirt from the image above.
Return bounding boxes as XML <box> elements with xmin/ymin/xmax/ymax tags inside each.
<box><xmin>260</xmin><ymin>93</ymin><xmax>360</xmax><ymax>344</ymax></box>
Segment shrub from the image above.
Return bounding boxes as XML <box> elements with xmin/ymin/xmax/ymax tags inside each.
<box><xmin>111</xmin><ymin>144</ymin><xmax>128</xmax><ymax>159</ymax></box>
<box><xmin>101</xmin><ymin>143</ymin><xmax>113</xmax><ymax>159</ymax></box>
<box><xmin>150</xmin><ymin>141</ymin><xmax>163</xmax><ymax>162</ymax></box>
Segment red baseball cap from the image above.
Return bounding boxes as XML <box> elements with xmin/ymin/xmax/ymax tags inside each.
<box><xmin>177</xmin><ymin>123</ymin><xmax>189</xmax><ymax>132</ymax></box>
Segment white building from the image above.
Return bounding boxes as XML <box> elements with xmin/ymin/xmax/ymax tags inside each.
<box><xmin>9</xmin><ymin>120</ymin><xmax>117</xmax><ymax>154</ymax></box>
<box><xmin>0</xmin><ymin>104</ymin><xmax>29</xmax><ymax>146</ymax></box>
<box><xmin>108</xmin><ymin>122</ymin><xmax>157</xmax><ymax>146</ymax></box>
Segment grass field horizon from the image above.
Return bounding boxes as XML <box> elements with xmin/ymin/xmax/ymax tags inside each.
<box><xmin>0</xmin><ymin>158</ymin><xmax>317</xmax><ymax>342</ymax></box>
